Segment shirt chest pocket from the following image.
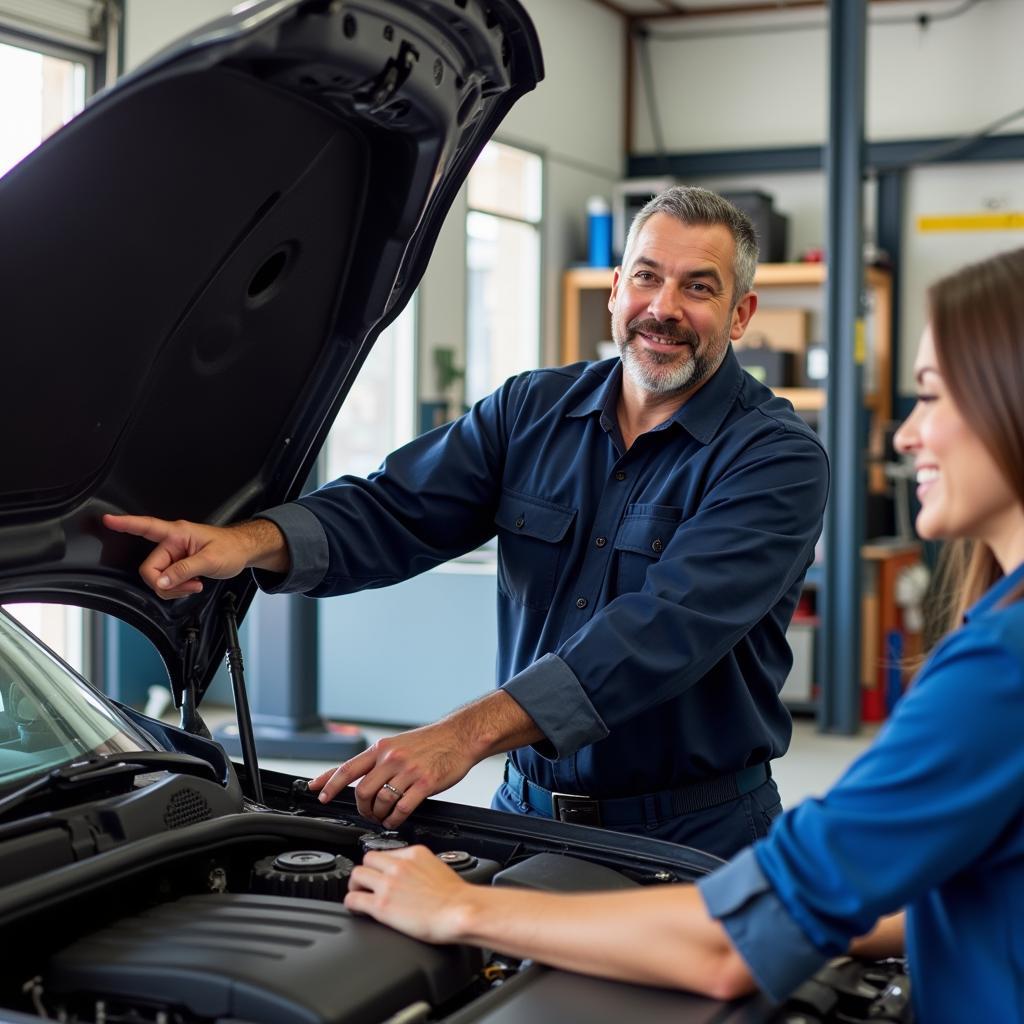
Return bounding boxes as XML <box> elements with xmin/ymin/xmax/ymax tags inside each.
<box><xmin>613</xmin><ymin>507</ymin><xmax>683</xmax><ymax>596</ymax></box>
<box><xmin>494</xmin><ymin>490</ymin><xmax>576</xmax><ymax>611</ymax></box>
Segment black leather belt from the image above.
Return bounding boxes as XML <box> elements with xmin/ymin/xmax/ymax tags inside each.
<box><xmin>504</xmin><ymin>760</ymin><xmax>771</xmax><ymax>828</ymax></box>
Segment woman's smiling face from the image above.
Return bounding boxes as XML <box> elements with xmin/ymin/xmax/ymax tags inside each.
<box><xmin>894</xmin><ymin>325</ymin><xmax>1022</xmax><ymax>566</ymax></box>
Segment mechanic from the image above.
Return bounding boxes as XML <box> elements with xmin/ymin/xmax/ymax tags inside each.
<box><xmin>345</xmin><ymin>247</ymin><xmax>1024</xmax><ymax>1023</ymax></box>
<box><xmin>105</xmin><ymin>186</ymin><xmax>829</xmax><ymax>860</ymax></box>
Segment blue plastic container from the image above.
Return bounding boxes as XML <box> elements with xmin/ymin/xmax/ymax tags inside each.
<box><xmin>587</xmin><ymin>196</ymin><xmax>612</xmax><ymax>267</ymax></box>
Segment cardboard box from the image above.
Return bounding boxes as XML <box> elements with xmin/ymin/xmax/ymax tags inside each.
<box><xmin>737</xmin><ymin>308</ymin><xmax>809</xmax><ymax>355</ymax></box>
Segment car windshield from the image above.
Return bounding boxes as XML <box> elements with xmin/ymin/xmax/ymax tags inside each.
<box><xmin>0</xmin><ymin>609</ymin><xmax>155</xmax><ymax>790</ymax></box>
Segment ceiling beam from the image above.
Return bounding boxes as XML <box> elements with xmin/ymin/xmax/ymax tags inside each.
<box><xmin>633</xmin><ymin>1</ymin><xmax>826</xmax><ymax>20</ymax></box>
<box><xmin>617</xmin><ymin>0</ymin><xmax>916</xmax><ymax>20</ymax></box>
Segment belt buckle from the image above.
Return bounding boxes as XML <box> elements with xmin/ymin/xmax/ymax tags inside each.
<box><xmin>551</xmin><ymin>791</ymin><xmax>602</xmax><ymax>827</ymax></box>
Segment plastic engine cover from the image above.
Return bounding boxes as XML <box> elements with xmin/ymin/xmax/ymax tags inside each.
<box><xmin>44</xmin><ymin>892</ymin><xmax>483</xmax><ymax>1024</ymax></box>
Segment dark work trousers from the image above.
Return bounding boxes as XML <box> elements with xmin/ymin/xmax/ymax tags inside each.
<box><xmin>491</xmin><ymin>777</ymin><xmax>783</xmax><ymax>862</ymax></box>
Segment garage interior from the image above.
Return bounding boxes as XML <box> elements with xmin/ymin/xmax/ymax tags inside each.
<box><xmin>2</xmin><ymin>0</ymin><xmax>1023</xmax><ymax>814</ymax></box>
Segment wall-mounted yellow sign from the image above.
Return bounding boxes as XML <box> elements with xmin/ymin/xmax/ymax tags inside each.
<box><xmin>917</xmin><ymin>213</ymin><xmax>1024</xmax><ymax>232</ymax></box>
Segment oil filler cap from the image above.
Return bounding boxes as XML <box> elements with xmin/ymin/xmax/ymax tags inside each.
<box><xmin>437</xmin><ymin>850</ymin><xmax>478</xmax><ymax>871</ymax></box>
<box><xmin>273</xmin><ymin>850</ymin><xmax>338</xmax><ymax>872</ymax></box>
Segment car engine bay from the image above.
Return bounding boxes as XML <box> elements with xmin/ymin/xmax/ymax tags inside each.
<box><xmin>0</xmin><ymin>765</ymin><xmax>914</xmax><ymax>1024</ymax></box>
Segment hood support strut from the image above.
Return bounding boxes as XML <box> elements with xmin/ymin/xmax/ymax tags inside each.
<box><xmin>223</xmin><ymin>595</ymin><xmax>264</xmax><ymax>805</ymax></box>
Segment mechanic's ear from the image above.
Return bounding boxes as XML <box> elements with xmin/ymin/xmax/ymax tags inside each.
<box><xmin>607</xmin><ymin>267</ymin><xmax>622</xmax><ymax>314</ymax></box>
<box><xmin>729</xmin><ymin>291</ymin><xmax>758</xmax><ymax>341</ymax></box>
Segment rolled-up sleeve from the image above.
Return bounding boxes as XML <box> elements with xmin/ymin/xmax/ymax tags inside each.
<box><xmin>252</xmin><ymin>503</ymin><xmax>330</xmax><ymax>594</ymax></box>
<box><xmin>698</xmin><ymin>846</ymin><xmax>828</xmax><ymax>1001</ymax></box>
<box><xmin>502</xmin><ymin>653</ymin><xmax>609</xmax><ymax>759</ymax></box>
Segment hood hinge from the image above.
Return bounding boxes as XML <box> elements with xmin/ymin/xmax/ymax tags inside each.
<box><xmin>178</xmin><ymin>625</ymin><xmax>211</xmax><ymax>740</ymax></box>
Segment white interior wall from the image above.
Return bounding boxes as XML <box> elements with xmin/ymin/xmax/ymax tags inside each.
<box><xmin>123</xmin><ymin>0</ymin><xmax>232</xmax><ymax>69</ymax></box>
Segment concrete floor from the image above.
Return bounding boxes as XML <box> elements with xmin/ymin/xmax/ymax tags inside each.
<box><xmin>195</xmin><ymin>706</ymin><xmax>876</xmax><ymax>813</ymax></box>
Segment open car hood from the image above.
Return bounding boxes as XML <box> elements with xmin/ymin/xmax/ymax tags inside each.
<box><xmin>0</xmin><ymin>0</ymin><xmax>542</xmax><ymax>703</ymax></box>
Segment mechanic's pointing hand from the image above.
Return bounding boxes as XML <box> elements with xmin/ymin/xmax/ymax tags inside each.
<box><xmin>103</xmin><ymin>514</ymin><xmax>290</xmax><ymax>600</ymax></box>
<box><xmin>307</xmin><ymin>719</ymin><xmax>478</xmax><ymax>829</ymax></box>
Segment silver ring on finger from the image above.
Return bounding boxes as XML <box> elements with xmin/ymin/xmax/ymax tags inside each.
<box><xmin>381</xmin><ymin>782</ymin><xmax>404</xmax><ymax>800</ymax></box>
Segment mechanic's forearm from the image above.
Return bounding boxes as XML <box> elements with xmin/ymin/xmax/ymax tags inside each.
<box><xmin>849</xmin><ymin>912</ymin><xmax>905</xmax><ymax>959</ymax></box>
<box><xmin>443</xmin><ymin>689</ymin><xmax>544</xmax><ymax>760</ymax></box>
<box><xmin>235</xmin><ymin>518</ymin><xmax>291</xmax><ymax>575</ymax></box>
<box><xmin>453</xmin><ymin>883</ymin><xmax>755</xmax><ymax>1000</ymax></box>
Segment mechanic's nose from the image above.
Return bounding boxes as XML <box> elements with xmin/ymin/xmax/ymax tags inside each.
<box><xmin>647</xmin><ymin>283</ymin><xmax>683</xmax><ymax>322</ymax></box>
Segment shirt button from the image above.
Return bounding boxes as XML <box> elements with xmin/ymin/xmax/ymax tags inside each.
<box><xmin>614</xmin><ymin>471</ymin><xmax>626</xmax><ymax>481</ymax></box>
<box><xmin>576</xmin><ymin>597</ymin><xmax>588</xmax><ymax>609</ymax></box>
<box><xmin>595</xmin><ymin>536</ymin><xmax>607</xmax><ymax>548</ymax></box>
<box><xmin>515</xmin><ymin>517</ymin><xmax>525</xmax><ymax>528</ymax></box>
<box><xmin>651</xmin><ymin>539</ymin><xmax>663</xmax><ymax>553</ymax></box>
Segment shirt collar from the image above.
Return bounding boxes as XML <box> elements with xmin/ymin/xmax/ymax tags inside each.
<box><xmin>963</xmin><ymin>559</ymin><xmax>1024</xmax><ymax>622</ymax></box>
<box><xmin>566</xmin><ymin>360</ymin><xmax>620</xmax><ymax>420</ymax></box>
<box><xmin>670</xmin><ymin>345</ymin><xmax>744</xmax><ymax>444</ymax></box>
<box><xmin>566</xmin><ymin>347</ymin><xmax>744</xmax><ymax>445</ymax></box>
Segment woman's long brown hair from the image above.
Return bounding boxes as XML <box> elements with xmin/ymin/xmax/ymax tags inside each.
<box><xmin>927</xmin><ymin>247</ymin><xmax>1024</xmax><ymax>633</ymax></box>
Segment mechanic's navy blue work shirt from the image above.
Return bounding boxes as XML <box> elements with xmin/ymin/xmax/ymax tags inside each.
<box><xmin>258</xmin><ymin>348</ymin><xmax>829</xmax><ymax>799</ymax></box>
<box><xmin>700</xmin><ymin>562</ymin><xmax>1024</xmax><ymax>1020</ymax></box>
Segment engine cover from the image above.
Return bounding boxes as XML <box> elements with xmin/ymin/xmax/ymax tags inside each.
<box><xmin>44</xmin><ymin>892</ymin><xmax>483</xmax><ymax>1024</ymax></box>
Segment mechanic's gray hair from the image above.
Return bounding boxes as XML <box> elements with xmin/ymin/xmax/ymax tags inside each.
<box><xmin>622</xmin><ymin>185</ymin><xmax>759</xmax><ymax>303</ymax></box>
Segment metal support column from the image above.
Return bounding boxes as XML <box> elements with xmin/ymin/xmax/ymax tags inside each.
<box><xmin>875</xmin><ymin>169</ymin><xmax>905</xmax><ymax>421</ymax></box>
<box><xmin>821</xmin><ymin>0</ymin><xmax>867</xmax><ymax>734</ymax></box>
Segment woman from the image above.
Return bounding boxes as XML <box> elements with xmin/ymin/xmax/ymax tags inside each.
<box><xmin>344</xmin><ymin>248</ymin><xmax>1024</xmax><ymax>1021</ymax></box>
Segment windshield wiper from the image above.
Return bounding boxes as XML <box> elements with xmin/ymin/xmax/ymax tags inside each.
<box><xmin>0</xmin><ymin>750</ymin><xmax>219</xmax><ymax>822</ymax></box>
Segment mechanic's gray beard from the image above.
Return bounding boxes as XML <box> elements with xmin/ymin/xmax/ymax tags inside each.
<box><xmin>615</xmin><ymin>318</ymin><xmax>711</xmax><ymax>396</ymax></box>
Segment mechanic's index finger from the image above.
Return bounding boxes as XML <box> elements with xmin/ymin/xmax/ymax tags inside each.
<box><xmin>313</xmin><ymin>748</ymin><xmax>377</xmax><ymax>802</ymax></box>
<box><xmin>103</xmin><ymin>513</ymin><xmax>176</xmax><ymax>544</ymax></box>
<box><xmin>306</xmin><ymin>766</ymin><xmax>336</xmax><ymax>792</ymax></box>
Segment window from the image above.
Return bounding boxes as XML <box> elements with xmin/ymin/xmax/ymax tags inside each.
<box><xmin>465</xmin><ymin>141</ymin><xmax>543</xmax><ymax>406</ymax></box>
<box><xmin>322</xmin><ymin>303</ymin><xmax>417</xmax><ymax>482</ymax></box>
<box><xmin>0</xmin><ymin>40</ymin><xmax>86</xmax><ymax>177</ymax></box>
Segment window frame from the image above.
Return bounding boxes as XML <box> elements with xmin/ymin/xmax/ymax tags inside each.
<box><xmin>0</xmin><ymin>0</ymin><xmax>122</xmax><ymax>97</ymax></box>
<box><xmin>0</xmin><ymin>28</ymin><xmax>96</xmax><ymax>94</ymax></box>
